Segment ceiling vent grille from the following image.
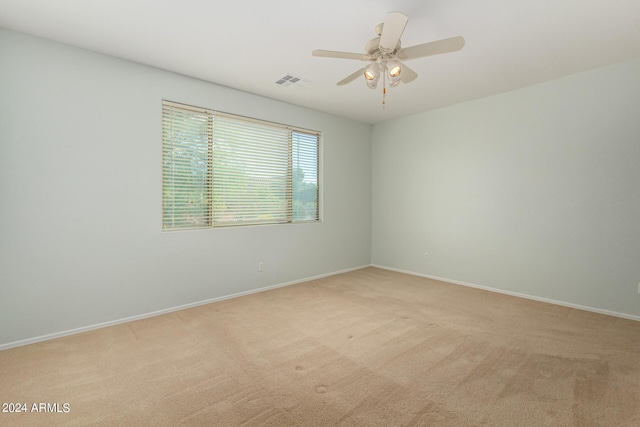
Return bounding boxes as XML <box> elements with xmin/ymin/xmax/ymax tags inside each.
<box><xmin>275</xmin><ymin>74</ymin><xmax>308</xmax><ymax>87</ymax></box>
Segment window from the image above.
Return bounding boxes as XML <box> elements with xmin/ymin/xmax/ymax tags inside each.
<box><xmin>162</xmin><ymin>100</ymin><xmax>320</xmax><ymax>230</ymax></box>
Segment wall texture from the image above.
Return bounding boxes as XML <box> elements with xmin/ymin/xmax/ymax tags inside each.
<box><xmin>373</xmin><ymin>57</ymin><xmax>640</xmax><ymax>319</ymax></box>
<box><xmin>0</xmin><ymin>29</ymin><xmax>372</xmax><ymax>348</ymax></box>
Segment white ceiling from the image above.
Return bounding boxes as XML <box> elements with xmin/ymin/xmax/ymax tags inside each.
<box><xmin>1</xmin><ymin>0</ymin><xmax>640</xmax><ymax>124</ymax></box>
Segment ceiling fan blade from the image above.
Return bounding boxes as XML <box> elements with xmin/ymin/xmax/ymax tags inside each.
<box><xmin>396</xmin><ymin>36</ymin><xmax>465</xmax><ymax>60</ymax></box>
<box><xmin>312</xmin><ymin>50</ymin><xmax>374</xmax><ymax>61</ymax></box>
<box><xmin>379</xmin><ymin>12</ymin><xmax>408</xmax><ymax>53</ymax></box>
<box><xmin>399</xmin><ymin>62</ymin><xmax>418</xmax><ymax>83</ymax></box>
<box><xmin>337</xmin><ymin>66</ymin><xmax>368</xmax><ymax>86</ymax></box>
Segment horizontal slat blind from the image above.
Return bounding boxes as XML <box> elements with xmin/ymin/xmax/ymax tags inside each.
<box><xmin>162</xmin><ymin>100</ymin><xmax>320</xmax><ymax>230</ymax></box>
<box><xmin>292</xmin><ymin>131</ymin><xmax>319</xmax><ymax>221</ymax></box>
<box><xmin>212</xmin><ymin>114</ymin><xmax>290</xmax><ymax>226</ymax></box>
<box><xmin>162</xmin><ymin>101</ymin><xmax>212</xmax><ymax>230</ymax></box>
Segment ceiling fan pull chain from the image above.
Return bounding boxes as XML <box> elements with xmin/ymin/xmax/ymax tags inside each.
<box><xmin>382</xmin><ymin>71</ymin><xmax>387</xmax><ymax>107</ymax></box>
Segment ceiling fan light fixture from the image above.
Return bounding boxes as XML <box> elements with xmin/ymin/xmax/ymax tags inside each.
<box><xmin>386</xmin><ymin>60</ymin><xmax>403</xmax><ymax>87</ymax></box>
<box><xmin>364</xmin><ymin>63</ymin><xmax>380</xmax><ymax>89</ymax></box>
<box><xmin>387</xmin><ymin>61</ymin><xmax>402</xmax><ymax>77</ymax></box>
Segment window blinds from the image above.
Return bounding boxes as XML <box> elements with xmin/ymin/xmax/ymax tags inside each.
<box><xmin>212</xmin><ymin>112</ymin><xmax>291</xmax><ymax>226</ymax></box>
<box><xmin>292</xmin><ymin>130</ymin><xmax>319</xmax><ymax>221</ymax></box>
<box><xmin>162</xmin><ymin>101</ymin><xmax>320</xmax><ymax>230</ymax></box>
<box><xmin>162</xmin><ymin>102</ymin><xmax>213</xmax><ymax>230</ymax></box>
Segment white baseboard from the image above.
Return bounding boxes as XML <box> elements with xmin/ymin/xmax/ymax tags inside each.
<box><xmin>5</xmin><ymin>263</ymin><xmax>636</xmax><ymax>351</ymax></box>
<box><xmin>0</xmin><ymin>265</ymin><xmax>370</xmax><ymax>351</ymax></box>
<box><xmin>372</xmin><ymin>264</ymin><xmax>640</xmax><ymax>323</ymax></box>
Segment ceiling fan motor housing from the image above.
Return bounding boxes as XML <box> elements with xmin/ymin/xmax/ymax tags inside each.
<box><xmin>366</xmin><ymin>36</ymin><xmax>401</xmax><ymax>56</ymax></box>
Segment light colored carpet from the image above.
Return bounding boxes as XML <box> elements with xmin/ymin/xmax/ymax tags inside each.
<box><xmin>1</xmin><ymin>267</ymin><xmax>639</xmax><ymax>426</ymax></box>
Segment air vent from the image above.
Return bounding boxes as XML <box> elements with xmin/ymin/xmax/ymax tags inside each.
<box><xmin>275</xmin><ymin>74</ymin><xmax>309</xmax><ymax>87</ymax></box>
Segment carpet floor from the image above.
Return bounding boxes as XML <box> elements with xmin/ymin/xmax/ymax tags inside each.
<box><xmin>1</xmin><ymin>267</ymin><xmax>639</xmax><ymax>426</ymax></box>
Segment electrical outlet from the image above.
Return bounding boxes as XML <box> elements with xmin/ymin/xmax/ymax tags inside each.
<box><xmin>424</xmin><ymin>252</ymin><xmax>429</xmax><ymax>261</ymax></box>
<box><xmin>637</xmin><ymin>283</ymin><xmax>640</xmax><ymax>295</ymax></box>
<box><xmin>258</xmin><ymin>262</ymin><xmax>264</xmax><ymax>272</ymax></box>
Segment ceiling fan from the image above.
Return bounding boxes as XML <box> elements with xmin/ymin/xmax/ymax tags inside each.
<box><xmin>312</xmin><ymin>12</ymin><xmax>464</xmax><ymax>102</ymax></box>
